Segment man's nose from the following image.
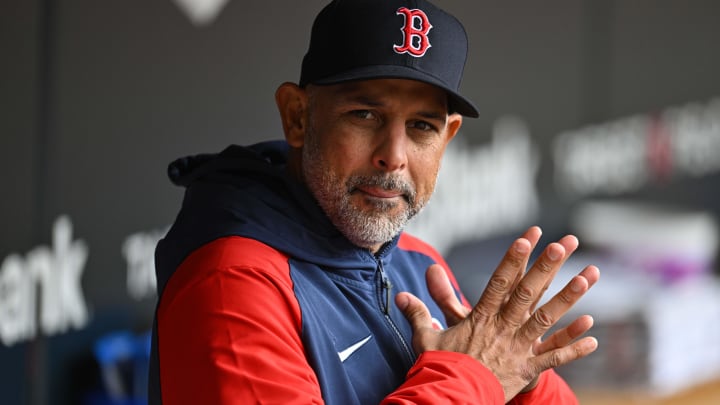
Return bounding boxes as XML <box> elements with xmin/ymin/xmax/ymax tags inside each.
<box><xmin>372</xmin><ymin>124</ymin><xmax>409</xmax><ymax>172</ymax></box>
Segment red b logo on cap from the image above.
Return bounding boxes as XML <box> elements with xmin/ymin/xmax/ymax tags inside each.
<box><xmin>394</xmin><ymin>7</ymin><xmax>433</xmax><ymax>57</ymax></box>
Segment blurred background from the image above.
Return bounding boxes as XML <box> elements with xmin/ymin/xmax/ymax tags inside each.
<box><xmin>1</xmin><ymin>0</ymin><xmax>719</xmax><ymax>404</ymax></box>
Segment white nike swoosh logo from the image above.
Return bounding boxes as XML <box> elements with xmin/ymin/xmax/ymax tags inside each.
<box><xmin>337</xmin><ymin>335</ymin><xmax>372</xmax><ymax>363</ymax></box>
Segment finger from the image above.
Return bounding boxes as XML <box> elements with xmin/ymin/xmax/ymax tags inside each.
<box><xmin>534</xmin><ymin>315</ymin><xmax>594</xmax><ymax>355</ymax></box>
<box><xmin>500</xmin><ymin>242</ymin><xmax>567</xmax><ymax>327</ymax></box>
<box><xmin>473</xmin><ymin>237</ymin><xmax>534</xmax><ymax>320</ymax></box>
<box><xmin>521</xmin><ymin>226</ymin><xmax>543</xmax><ymax>250</ymax></box>
<box><xmin>519</xmin><ymin>266</ymin><xmax>599</xmax><ymax>343</ymax></box>
<box><xmin>579</xmin><ymin>264</ymin><xmax>601</xmax><ymax>288</ymax></box>
<box><xmin>507</xmin><ymin>227</ymin><xmax>543</xmax><ymax>297</ymax></box>
<box><xmin>528</xmin><ymin>235</ymin><xmax>579</xmax><ymax>313</ymax></box>
<box><xmin>396</xmin><ymin>292</ymin><xmax>436</xmax><ymax>354</ymax></box>
<box><xmin>473</xmin><ymin>226</ymin><xmax>541</xmax><ymax>317</ymax></box>
<box><xmin>426</xmin><ymin>264</ymin><xmax>469</xmax><ymax>326</ymax></box>
<box><xmin>557</xmin><ymin>234</ymin><xmax>580</xmax><ymax>254</ymax></box>
<box><xmin>531</xmin><ymin>336</ymin><xmax>598</xmax><ymax>372</ymax></box>
<box><xmin>532</xmin><ymin>265</ymin><xmax>601</xmax><ymax>354</ymax></box>
<box><xmin>531</xmin><ymin>264</ymin><xmax>598</xmax><ymax>318</ymax></box>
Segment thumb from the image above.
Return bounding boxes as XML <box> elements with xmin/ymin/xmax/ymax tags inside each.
<box><xmin>396</xmin><ymin>292</ymin><xmax>433</xmax><ymax>332</ymax></box>
<box><xmin>396</xmin><ymin>292</ymin><xmax>440</xmax><ymax>355</ymax></box>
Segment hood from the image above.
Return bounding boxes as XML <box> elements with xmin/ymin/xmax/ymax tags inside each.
<box><xmin>155</xmin><ymin>141</ymin><xmax>395</xmax><ymax>295</ymax></box>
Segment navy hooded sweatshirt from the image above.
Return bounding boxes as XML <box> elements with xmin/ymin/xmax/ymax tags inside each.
<box><xmin>148</xmin><ymin>141</ymin><xmax>577</xmax><ymax>404</ymax></box>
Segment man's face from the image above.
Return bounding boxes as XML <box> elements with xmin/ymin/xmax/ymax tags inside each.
<box><xmin>299</xmin><ymin>79</ymin><xmax>462</xmax><ymax>251</ymax></box>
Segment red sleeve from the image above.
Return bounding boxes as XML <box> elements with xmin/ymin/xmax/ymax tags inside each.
<box><xmin>507</xmin><ymin>369</ymin><xmax>578</xmax><ymax>405</ymax></box>
<box><xmin>156</xmin><ymin>236</ymin><xmax>324</xmax><ymax>404</ymax></box>
<box><xmin>382</xmin><ymin>351</ymin><xmax>505</xmax><ymax>404</ymax></box>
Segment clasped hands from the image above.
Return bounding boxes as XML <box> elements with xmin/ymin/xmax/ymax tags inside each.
<box><xmin>396</xmin><ymin>226</ymin><xmax>600</xmax><ymax>402</ymax></box>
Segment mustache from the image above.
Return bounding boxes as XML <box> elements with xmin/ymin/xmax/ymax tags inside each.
<box><xmin>347</xmin><ymin>174</ymin><xmax>416</xmax><ymax>204</ymax></box>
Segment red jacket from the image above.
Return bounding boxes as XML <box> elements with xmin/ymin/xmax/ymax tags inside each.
<box><xmin>150</xmin><ymin>142</ymin><xmax>578</xmax><ymax>404</ymax></box>
<box><xmin>156</xmin><ymin>237</ymin><xmax>577</xmax><ymax>404</ymax></box>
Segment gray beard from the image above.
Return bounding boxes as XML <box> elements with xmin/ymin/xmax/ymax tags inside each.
<box><xmin>301</xmin><ymin>130</ymin><xmax>426</xmax><ymax>250</ymax></box>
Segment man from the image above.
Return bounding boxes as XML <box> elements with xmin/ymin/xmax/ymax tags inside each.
<box><xmin>149</xmin><ymin>0</ymin><xmax>600</xmax><ymax>403</ymax></box>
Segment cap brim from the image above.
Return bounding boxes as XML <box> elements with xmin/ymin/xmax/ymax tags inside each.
<box><xmin>310</xmin><ymin>65</ymin><xmax>479</xmax><ymax>118</ymax></box>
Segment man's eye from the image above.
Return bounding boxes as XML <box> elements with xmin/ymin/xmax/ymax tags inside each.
<box><xmin>351</xmin><ymin>110</ymin><xmax>374</xmax><ymax>120</ymax></box>
<box><xmin>410</xmin><ymin>120</ymin><xmax>436</xmax><ymax>132</ymax></box>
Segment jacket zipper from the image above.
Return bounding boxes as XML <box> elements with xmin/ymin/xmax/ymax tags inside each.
<box><xmin>375</xmin><ymin>253</ymin><xmax>416</xmax><ymax>364</ymax></box>
<box><xmin>377</xmin><ymin>259</ymin><xmax>393</xmax><ymax>315</ymax></box>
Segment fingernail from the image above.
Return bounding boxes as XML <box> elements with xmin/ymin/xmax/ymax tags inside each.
<box><xmin>396</xmin><ymin>294</ymin><xmax>408</xmax><ymax>311</ymax></box>
<box><xmin>547</xmin><ymin>244</ymin><xmax>564</xmax><ymax>261</ymax></box>
<box><xmin>570</xmin><ymin>277</ymin><xmax>583</xmax><ymax>293</ymax></box>
<box><xmin>514</xmin><ymin>239</ymin><xmax>530</xmax><ymax>254</ymax></box>
<box><xmin>584</xmin><ymin>337</ymin><xmax>599</xmax><ymax>351</ymax></box>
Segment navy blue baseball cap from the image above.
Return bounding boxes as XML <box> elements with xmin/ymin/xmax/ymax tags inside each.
<box><xmin>299</xmin><ymin>0</ymin><xmax>479</xmax><ymax>118</ymax></box>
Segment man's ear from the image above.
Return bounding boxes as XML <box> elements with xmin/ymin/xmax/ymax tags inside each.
<box><xmin>275</xmin><ymin>82</ymin><xmax>309</xmax><ymax>148</ymax></box>
<box><xmin>445</xmin><ymin>113</ymin><xmax>463</xmax><ymax>144</ymax></box>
